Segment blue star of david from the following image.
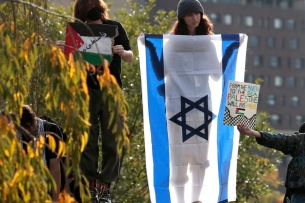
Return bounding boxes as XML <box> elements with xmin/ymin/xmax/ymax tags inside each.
<box><xmin>169</xmin><ymin>95</ymin><xmax>216</xmax><ymax>142</ymax></box>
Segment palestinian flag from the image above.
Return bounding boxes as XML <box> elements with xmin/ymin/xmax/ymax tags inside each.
<box><xmin>235</xmin><ymin>108</ymin><xmax>245</xmax><ymax>115</ymax></box>
<box><xmin>64</xmin><ymin>23</ymin><xmax>118</xmax><ymax>65</ymax></box>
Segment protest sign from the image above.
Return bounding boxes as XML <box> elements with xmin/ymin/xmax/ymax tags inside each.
<box><xmin>223</xmin><ymin>80</ymin><xmax>260</xmax><ymax>129</ymax></box>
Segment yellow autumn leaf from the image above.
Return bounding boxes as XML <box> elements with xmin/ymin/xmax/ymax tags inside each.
<box><xmin>45</xmin><ymin>91</ymin><xmax>51</xmax><ymax>100</ymax></box>
<box><xmin>80</xmin><ymin>133</ymin><xmax>88</xmax><ymax>153</ymax></box>
<box><xmin>0</xmin><ymin>23</ymin><xmax>5</xmax><ymax>31</ymax></box>
<box><xmin>69</xmin><ymin>63</ymin><xmax>76</xmax><ymax>79</ymax></box>
<box><xmin>37</xmin><ymin>135</ymin><xmax>45</xmax><ymax>148</ymax></box>
<box><xmin>78</xmin><ymin>115</ymin><xmax>91</xmax><ymax>127</ymax></box>
<box><xmin>24</xmin><ymin>191</ymin><xmax>30</xmax><ymax>202</ymax></box>
<box><xmin>59</xmin><ymin>189</ymin><xmax>76</xmax><ymax>203</ymax></box>
<box><xmin>48</xmin><ymin>134</ymin><xmax>56</xmax><ymax>152</ymax></box>
<box><xmin>60</xmin><ymin>102</ymin><xmax>65</xmax><ymax>111</ymax></box>
<box><xmin>4</xmin><ymin>149</ymin><xmax>9</xmax><ymax>157</ymax></box>
<box><xmin>23</xmin><ymin>38</ymin><xmax>30</xmax><ymax>64</ymax></box>
<box><xmin>110</xmin><ymin>75</ymin><xmax>118</xmax><ymax>85</ymax></box>
<box><xmin>57</xmin><ymin>141</ymin><xmax>65</xmax><ymax>157</ymax></box>
<box><xmin>11</xmin><ymin>170</ymin><xmax>21</xmax><ymax>185</ymax></box>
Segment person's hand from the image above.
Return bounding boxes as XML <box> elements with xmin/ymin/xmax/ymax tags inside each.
<box><xmin>237</xmin><ymin>124</ymin><xmax>252</xmax><ymax>135</ymax></box>
<box><xmin>237</xmin><ymin>124</ymin><xmax>261</xmax><ymax>138</ymax></box>
<box><xmin>56</xmin><ymin>40</ymin><xmax>66</xmax><ymax>52</ymax></box>
<box><xmin>112</xmin><ymin>45</ymin><xmax>125</xmax><ymax>56</ymax></box>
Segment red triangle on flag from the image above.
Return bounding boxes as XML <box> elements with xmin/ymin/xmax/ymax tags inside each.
<box><xmin>64</xmin><ymin>24</ymin><xmax>84</xmax><ymax>58</ymax></box>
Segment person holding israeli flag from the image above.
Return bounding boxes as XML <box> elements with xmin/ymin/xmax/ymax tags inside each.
<box><xmin>138</xmin><ymin>0</ymin><xmax>247</xmax><ymax>202</ymax></box>
<box><xmin>169</xmin><ymin>0</ymin><xmax>214</xmax><ymax>35</ymax></box>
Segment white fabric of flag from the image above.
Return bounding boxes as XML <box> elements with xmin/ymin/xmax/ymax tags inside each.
<box><xmin>138</xmin><ymin>34</ymin><xmax>248</xmax><ymax>203</ymax></box>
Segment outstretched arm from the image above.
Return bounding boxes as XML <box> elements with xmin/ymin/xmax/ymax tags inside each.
<box><xmin>237</xmin><ymin>124</ymin><xmax>261</xmax><ymax>138</ymax></box>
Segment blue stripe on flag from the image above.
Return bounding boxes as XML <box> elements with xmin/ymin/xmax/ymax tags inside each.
<box><xmin>145</xmin><ymin>34</ymin><xmax>171</xmax><ymax>202</ymax></box>
<box><xmin>217</xmin><ymin>34</ymin><xmax>240</xmax><ymax>202</ymax></box>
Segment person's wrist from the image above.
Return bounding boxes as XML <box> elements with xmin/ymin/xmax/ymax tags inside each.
<box><xmin>119</xmin><ymin>50</ymin><xmax>125</xmax><ymax>57</ymax></box>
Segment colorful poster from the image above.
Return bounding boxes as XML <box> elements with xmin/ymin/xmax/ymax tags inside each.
<box><xmin>223</xmin><ymin>81</ymin><xmax>260</xmax><ymax>129</ymax></box>
<box><xmin>64</xmin><ymin>23</ymin><xmax>118</xmax><ymax>65</ymax></box>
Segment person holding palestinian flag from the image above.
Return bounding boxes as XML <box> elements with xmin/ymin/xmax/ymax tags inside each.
<box><xmin>58</xmin><ymin>0</ymin><xmax>133</xmax><ymax>202</ymax></box>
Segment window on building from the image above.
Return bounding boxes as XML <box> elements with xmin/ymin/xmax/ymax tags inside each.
<box><xmin>210</xmin><ymin>13</ymin><xmax>220</xmax><ymax>24</ymax></box>
<box><xmin>266</xmin><ymin>37</ymin><xmax>275</xmax><ymax>47</ymax></box>
<box><xmin>274</xmin><ymin>76</ymin><xmax>283</xmax><ymax>86</ymax></box>
<box><xmin>248</xmin><ymin>35</ymin><xmax>260</xmax><ymax>46</ymax></box>
<box><xmin>286</xmin><ymin>77</ymin><xmax>296</xmax><ymax>87</ymax></box>
<box><xmin>290</xmin><ymin>96</ymin><xmax>299</xmax><ymax>107</ymax></box>
<box><xmin>265</xmin><ymin>0</ymin><xmax>273</xmax><ymax>6</ymax></box>
<box><xmin>246</xmin><ymin>0</ymin><xmax>253</xmax><ymax>5</ymax></box>
<box><xmin>274</xmin><ymin>18</ymin><xmax>283</xmax><ymax>29</ymax></box>
<box><xmin>286</xmin><ymin>19</ymin><xmax>295</xmax><ymax>30</ymax></box>
<box><xmin>253</xmin><ymin>55</ymin><xmax>263</xmax><ymax>66</ymax></box>
<box><xmin>245</xmin><ymin>74</ymin><xmax>255</xmax><ymax>83</ymax></box>
<box><xmin>267</xmin><ymin>94</ymin><xmax>276</xmax><ymax>105</ymax></box>
<box><xmin>296</xmin><ymin>115</ymin><xmax>304</xmax><ymax>126</ymax></box>
<box><xmin>270</xmin><ymin>56</ymin><xmax>281</xmax><ymax>67</ymax></box>
<box><xmin>244</xmin><ymin>16</ymin><xmax>254</xmax><ymax>26</ymax></box>
<box><xmin>254</xmin><ymin>0</ymin><xmax>263</xmax><ymax>6</ymax></box>
<box><xmin>290</xmin><ymin>39</ymin><xmax>298</xmax><ymax>49</ymax></box>
<box><xmin>223</xmin><ymin>14</ymin><xmax>232</xmax><ymax>25</ymax></box>
<box><xmin>296</xmin><ymin>58</ymin><xmax>304</xmax><ymax>69</ymax></box>
<box><xmin>270</xmin><ymin>114</ymin><xmax>281</xmax><ymax>125</ymax></box>
<box><xmin>277</xmin><ymin>0</ymin><xmax>293</xmax><ymax>9</ymax></box>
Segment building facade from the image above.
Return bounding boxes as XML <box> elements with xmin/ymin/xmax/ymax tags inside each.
<box><xmin>148</xmin><ymin>0</ymin><xmax>305</xmax><ymax>132</ymax></box>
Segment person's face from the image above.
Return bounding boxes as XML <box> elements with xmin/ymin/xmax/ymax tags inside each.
<box><xmin>24</xmin><ymin>118</ymin><xmax>38</xmax><ymax>136</ymax></box>
<box><xmin>183</xmin><ymin>12</ymin><xmax>201</xmax><ymax>31</ymax></box>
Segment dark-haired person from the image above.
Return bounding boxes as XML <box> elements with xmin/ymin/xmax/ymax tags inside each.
<box><xmin>169</xmin><ymin>0</ymin><xmax>214</xmax><ymax>35</ymax></box>
<box><xmin>20</xmin><ymin>105</ymin><xmax>63</xmax><ymax>203</ymax></box>
<box><xmin>237</xmin><ymin>123</ymin><xmax>305</xmax><ymax>203</ymax></box>
<box><xmin>72</xmin><ymin>0</ymin><xmax>133</xmax><ymax>203</ymax></box>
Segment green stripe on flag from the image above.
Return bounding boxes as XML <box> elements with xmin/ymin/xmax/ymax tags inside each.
<box><xmin>74</xmin><ymin>51</ymin><xmax>112</xmax><ymax>65</ymax></box>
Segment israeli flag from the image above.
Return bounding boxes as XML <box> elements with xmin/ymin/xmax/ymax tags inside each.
<box><xmin>138</xmin><ymin>34</ymin><xmax>247</xmax><ymax>203</ymax></box>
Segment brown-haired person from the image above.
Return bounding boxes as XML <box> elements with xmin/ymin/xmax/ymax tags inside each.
<box><xmin>237</xmin><ymin>124</ymin><xmax>305</xmax><ymax>203</ymax></box>
<box><xmin>170</xmin><ymin>0</ymin><xmax>214</xmax><ymax>35</ymax></box>
<box><xmin>20</xmin><ymin>105</ymin><xmax>63</xmax><ymax>203</ymax></box>
<box><xmin>72</xmin><ymin>0</ymin><xmax>133</xmax><ymax>203</ymax></box>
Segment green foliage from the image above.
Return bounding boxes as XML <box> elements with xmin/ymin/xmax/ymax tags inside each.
<box><xmin>236</xmin><ymin>111</ymin><xmax>281</xmax><ymax>203</ymax></box>
<box><xmin>111</xmin><ymin>0</ymin><xmax>175</xmax><ymax>202</ymax></box>
<box><xmin>0</xmin><ymin>0</ymin><xmax>129</xmax><ymax>202</ymax></box>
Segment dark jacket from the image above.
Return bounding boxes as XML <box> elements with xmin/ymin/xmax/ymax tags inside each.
<box><xmin>257</xmin><ymin>131</ymin><xmax>305</xmax><ymax>189</ymax></box>
<box><xmin>87</xmin><ymin>19</ymin><xmax>131</xmax><ymax>89</ymax></box>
